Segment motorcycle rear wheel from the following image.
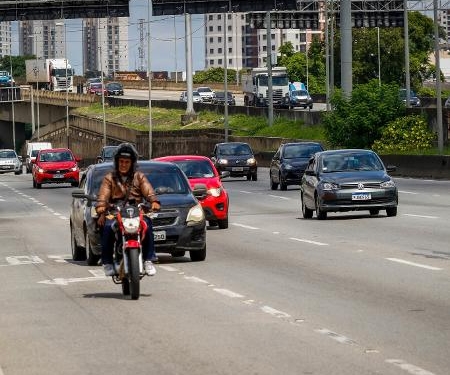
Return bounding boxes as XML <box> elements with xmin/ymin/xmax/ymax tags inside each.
<box><xmin>127</xmin><ymin>248</ymin><xmax>140</xmax><ymax>300</ymax></box>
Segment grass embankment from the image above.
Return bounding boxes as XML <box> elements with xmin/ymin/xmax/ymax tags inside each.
<box><xmin>73</xmin><ymin>104</ymin><xmax>327</xmax><ymax>145</ymax></box>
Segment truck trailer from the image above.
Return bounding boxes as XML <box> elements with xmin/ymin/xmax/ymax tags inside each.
<box><xmin>25</xmin><ymin>58</ymin><xmax>74</xmax><ymax>92</ymax></box>
<box><xmin>242</xmin><ymin>67</ymin><xmax>290</xmax><ymax>107</ymax></box>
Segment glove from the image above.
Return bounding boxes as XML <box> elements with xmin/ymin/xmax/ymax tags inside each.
<box><xmin>151</xmin><ymin>201</ymin><xmax>161</xmax><ymax>211</ymax></box>
<box><xmin>97</xmin><ymin>213</ymin><xmax>106</xmax><ymax>227</ymax></box>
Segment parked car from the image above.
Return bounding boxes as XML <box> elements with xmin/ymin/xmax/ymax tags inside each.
<box><xmin>105</xmin><ymin>82</ymin><xmax>124</xmax><ymax>96</ymax></box>
<box><xmin>96</xmin><ymin>145</ymin><xmax>119</xmax><ymax>163</ymax></box>
<box><xmin>179</xmin><ymin>91</ymin><xmax>203</xmax><ymax>103</ymax></box>
<box><xmin>154</xmin><ymin>155</ymin><xmax>230</xmax><ymax>229</ymax></box>
<box><xmin>69</xmin><ymin>161</ymin><xmax>207</xmax><ymax>265</ymax></box>
<box><xmin>270</xmin><ymin>142</ymin><xmax>324</xmax><ymax>190</ymax></box>
<box><xmin>0</xmin><ymin>149</ymin><xmax>22</xmax><ymax>175</ymax></box>
<box><xmin>213</xmin><ymin>91</ymin><xmax>236</xmax><ymax>106</ymax></box>
<box><xmin>196</xmin><ymin>86</ymin><xmax>216</xmax><ymax>102</ymax></box>
<box><xmin>300</xmin><ymin>149</ymin><xmax>398</xmax><ymax>220</ymax></box>
<box><xmin>31</xmin><ymin>148</ymin><xmax>81</xmax><ymax>189</ymax></box>
<box><xmin>211</xmin><ymin>142</ymin><xmax>257</xmax><ymax>181</ymax></box>
<box><xmin>87</xmin><ymin>82</ymin><xmax>107</xmax><ymax>96</ymax></box>
<box><xmin>399</xmin><ymin>88</ymin><xmax>420</xmax><ymax>107</ymax></box>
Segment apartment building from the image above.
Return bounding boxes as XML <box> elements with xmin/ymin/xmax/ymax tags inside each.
<box><xmin>0</xmin><ymin>22</ymin><xmax>12</xmax><ymax>57</ymax></box>
<box><xmin>82</xmin><ymin>17</ymin><xmax>128</xmax><ymax>77</ymax></box>
<box><xmin>204</xmin><ymin>12</ymin><xmax>320</xmax><ymax>70</ymax></box>
<box><xmin>19</xmin><ymin>20</ymin><xmax>65</xmax><ymax>59</ymax></box>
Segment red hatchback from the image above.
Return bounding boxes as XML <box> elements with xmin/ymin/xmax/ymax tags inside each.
<box><xmin>155</xmin><ymin>155</ymin><xmax>230</xmax><ymax>229</ymax></box>
<box><xmin>32</xmin><ymin>148</ymin><xmax>81</xmax><ymax>189</ymax></box>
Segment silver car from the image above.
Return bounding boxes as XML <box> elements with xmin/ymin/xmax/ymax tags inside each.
<box><xmin>179</xmin><ymin>91</ymin><xmax>203</xmax><ymax>103</ymax></box>
<box><xmin>0</xmin><ymin>149</ymin><xmax>22</xmax><ymax>175</ymax></box>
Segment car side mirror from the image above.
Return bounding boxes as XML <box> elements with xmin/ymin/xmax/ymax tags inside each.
<box><xmin>386</xmin><ymin>165</ymin><xmax>397</xmax><ymax>173</ymax></box>
<box><xmin>18</xmin><ymin>156</ymin><xmax>22</xmax><ymax>161</ymax></box>
<box><xmin>75</xmin><ymin>156</ymin><xmax>82</xmax><ymax>162</ymax></box>
<box><xmin>220</xmin><ymin>171</ymin><xmax>230</xmax><ymax>179</ymax></box>
<box><xmin>192</xmin><ymin>183</ymin><xmax>208</xmax><ymax>199</ymax></box>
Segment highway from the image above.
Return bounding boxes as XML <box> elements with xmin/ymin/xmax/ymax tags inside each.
<box><xmin>0</xmin><ymin>169</ymin><xmax>449</xmax><ymax>375</ymax></box>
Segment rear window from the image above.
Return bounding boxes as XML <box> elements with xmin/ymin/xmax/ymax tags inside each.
<box><xmin>172</xmin><ymin>160</ymin><xmax>215</xmax><ymax>178</ymax></box>
<box><xmin>146</xmin><ymin>170</ymin><xmax>189</xmax><ymax>195</ymax></box>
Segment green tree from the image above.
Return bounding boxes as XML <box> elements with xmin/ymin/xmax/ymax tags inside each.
<box><xmin>323</xmin><ymin>80</ymin><xmax>405</xmax><ymax>148</ymax></box>
<box><xmin>193</xmin><ymin>67</ymin><xmax>237</xmax><ymax>84</ymax></box>
<box><xmin>0</xmin><ymin>55</ymin><xmax>34</xmax><ymax>79</ymax></box>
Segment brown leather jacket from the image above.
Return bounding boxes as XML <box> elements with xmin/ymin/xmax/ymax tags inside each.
<box><xmin>95</xmin><ymin>171</ymin><xmax>159</xmax><ymax>215</ymax></box>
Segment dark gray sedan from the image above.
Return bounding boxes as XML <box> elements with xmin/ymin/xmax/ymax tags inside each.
<box><xmin>70</xmin><ymin>161</ymin><xmax>207</xmax><ymax>265</ymax></box>
<box><xmin>300</xmin><ymin>149</ymin><xmax>398</xmax><ymax>220</ymax></box>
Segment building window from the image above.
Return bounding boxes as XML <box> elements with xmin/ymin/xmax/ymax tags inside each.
<box><xmin>218</xmin><ymin>37</ymin><xmax>222</xmax><ymax>43</ymax></box>
<box><xmin>209</xmin><ymin>37</ymin><xmax>213</xmax><ymax>43</ymax></box>
<box><xmin>228</xmin><ymin>47</ymin><xmax>232</xmax><ymax>53</ymax></box>
<box><xmin>218</xmin><ymin>59</ymin><xmax>222</xmax><ymax>64</ymax></box>
<box><xmin>218</xmin><ymin>25</ymin><xmax>222</xmax><ymax>32</ymax></box>
<box><xmin>218</xmin><ymin>48</ymin><xmax>222</xmax><ymax>53</ymax></box>
<box><xmin>209</xmin><ymin>15</ymin><xmax>213</xmax><ymax>21</ymax></box>
<box><xmin>210</xmin><ymin>49</ymin><xmax>214</xmax><ymax>54</ymax></box>
<box><xmin>228</xmin><ymin>25</ymin><xmax>232</xmax><ymax>31</ymax></box>
<box><xmin>218</xmin><ymin>14</ymin><xmax>222</xmax><ymax>20</ymax></box>
<box><xmin>228</xmin><ymin>36</ymin><xmax>232</xmax><ymax>42</ymax></box>
<box><xmin>209</xmin><ymin>26</ymin><xmax>213</xmax><ymax>32</ymax></box>
<box><xmin>210</xmin><ymin>59</ymin><xmax>214</xmax><ymax>65</ymax></box>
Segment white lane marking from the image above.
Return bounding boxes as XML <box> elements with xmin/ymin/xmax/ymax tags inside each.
<box><xmin>89</xmin><ymin>269</ymin><xmax>106</xmax><ymax>277</ymax></box>
<box><xmin>38</xmin><ymin>275</ymin><xmax>107</xmax><ymax>285</ymax></box>
<box><xmin>239</xmin><ymin>190</ymin><xmax>252</xmax><ymax>194</ymax></box>
<box><xmin>268</xmin><ymin>195</ymin><xmax>290</xmax><ymax>200</ymax></box>
<box><xmin>385</xmin><ymin>359</ymin><xmax>436</xmax><ymax>375</ymax></box>
<box><xmin>290</xmin><ymin>237</ymin><xmax>329</xmax><ymax>246</ymax></box>
<box><xmin>6</xmin><ymin>256</ymin><xmax>44</xmax><ymax>265</ymax></box>
<box><xmin>48</xmin><ymin>255</ymin><xmax>69</xmax><ymax>263</ymax></box>
<box><xmin>232</xmin><ymin>223</ymin><xmax>259</xmax><ymax>230</ymax></box>
<box><xmin>213</xmin><ymin>288</ymin><xmax>244</xmax><ymax>298</ymax></box>
<box><xmin>0</xmin><ymin>365</ymin><xmax>4</xmax><ymax>375</ymax></box>
<box><xmin>315</xmin><ymin>328</ymin><xmax>356</xmax><ymax>344</ymax></box>
<box><xmin>260</xmin><ymin>306</ymin><xmax>291</xmax><ymax>319</ymax></box>
<box><xmin>0</xmin><ymin>198</ymin><xmax>4</xmax><ymax>202</ymax></box>
<box><xmin>399</xmin><ymin>190</ymin><xmax>419</xmax><ymax>195</ymax></box>
<box><xmin>59</xmin><ymin>216</ymin><xmax>68</xmax><ymax>220</ymax></box>
<box><xmin>159</xmin><ymin>265</ymin><xmax>178</xmax><ymax>272</ymax></box>
<box><xmin>403</xmin><ymin>214</ymin><xmax>438</xmax><ymax>219</ymax></box>
<box><xmin>184</xmin><ymin>276</ymin><xmax>209</xmax><ymax>284</ymax></box>
<box><xmin>386</xmin><ymin>258</ymin><xmax>442</xmax><ymax>271</ymax></box>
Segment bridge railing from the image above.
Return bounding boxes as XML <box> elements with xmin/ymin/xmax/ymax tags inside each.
<box><xmin>0</xmin><ymin>86</ymin><xmax>23</xmax><ymax>102</ymax></box>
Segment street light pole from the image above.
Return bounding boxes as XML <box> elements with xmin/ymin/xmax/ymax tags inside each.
<box><xmin>29</xmin><ymin>34</ymin><xmax>40</xmax><ymax>140</ymax></box>
<box><xmin>56</xmin><ymin>21</ymin><xmax>70</xmax><ymax>148</ymax></box>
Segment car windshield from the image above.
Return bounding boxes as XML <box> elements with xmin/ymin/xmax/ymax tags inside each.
<box><xmin>292</xmin><ymin>90</ymin><xmax>308</xmax><ymax>96</ymax></box>
<box><xmin>39</xmin><ymin>151</ymin><xmax>73</xmax><ymax>162</ymax></box>
<box><xmin>173</xmin><ymin>160</ymin><xmax>215</xmax><ymax>178</ymax></box>
<box><xmin>218</xmin><ymin>144</ymin><xmax>252</xmax><ymax>156</ymax></box>
<box><xmin>146</xmin><ymin>170</ymin><xmax>188</xmax><ymax>195</ymax></box>
<box><xmin>0</xmin><ymin>150</ymin><xmax>16</xmax><ymax>158</ymax></box>
<box><xmin>108</xmin><ymin>83</ymin><xmax>122</xmax><ymax>89</ymax></box>
<box><xmin>103</xmin><ymin>147</ymin><xmax>118</xmax><ymax>158</ymax></box>
<box><xmin>321</xmin><ymin>152</ymin><xmax>383</xmax><ymax>172</ymax></box>
<box><xmin>193</xmin><ymin>92</ymin><xmax>201</xmax><ymax>97</ymax></box>
<box><xmin>197</xmin><ymin>87</ymin><xmax>211</xmax><ymax>93</ymax></box>
<box><xmin>91</xmin><ymin>83</ymin><xmax>102</xmax><ymax>89</ymax></box>
<box><xmin>283</xmin><ymin>144</ymin><xmax>322</xmax><ymax>159</ymax></box>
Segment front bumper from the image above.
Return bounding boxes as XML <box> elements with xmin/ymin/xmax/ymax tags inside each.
<box><xmin>35</xmin><ymin>170</ymin><xmax>79</xmax><ymax>185</ymax></box>
<box><xmin>199</xmin><ymin>194</ymin><xmax>228</xmax><ymax>221</ymax></box>
<box><xmin>318</xmin><ymin>189</ymin><xmax>398</xmax><ymax>212</ymax></box>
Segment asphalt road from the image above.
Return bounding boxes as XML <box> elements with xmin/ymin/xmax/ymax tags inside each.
<box><xmin>0</xmin><ymin>169</ymin><xmax>449</xmax><ymax>375</ymax></box>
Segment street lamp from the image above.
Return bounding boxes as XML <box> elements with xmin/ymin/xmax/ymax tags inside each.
<box><xmin>28</xmin><ymin>34</ymin><xmax>40</xmax><ymax>140</ymax></box>
<box><xmin>56</xmin><ymin>21</ymin><xmax>70</xmax><ymax>148</ymax></box>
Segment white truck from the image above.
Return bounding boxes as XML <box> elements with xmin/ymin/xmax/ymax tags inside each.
<box><xmin>25</xmin><ymin>141</ymin><xmax>52</xmax><ymax>173</ymax></box>
<box><xmin>25</xmin><ymin>58</ymin><xmax>74</xmax><ymax>92</ymax></box>
<box><xmin>242</xmin><ymin>67</ymin><xmax>290</xmax><ymax>107</ymax></box>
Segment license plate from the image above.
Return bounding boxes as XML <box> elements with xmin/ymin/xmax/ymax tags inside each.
<box><xmin>53</xmin><ymin>174</ymin><xmax>64</xmax><ymax>179</ymax></box>
<box><xmin>232</xmin><ymin>167</ymin><xmax>243</xmax><ymax>172</ymax></box>
<box><xmin>352</xmin><ymin>192</ymin><xmax>371</xmax><ymax>200</ymax></box>
<box><xmin>153</xmin><ymin>231</ymin><xmax>166</xmax><ymax>241</ymax></box>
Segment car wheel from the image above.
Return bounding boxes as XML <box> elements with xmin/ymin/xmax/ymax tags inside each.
<box><xmin>190</xmin><ymin>246</ymin><xmax>206</xmax><ymax>262</ymax></box>
<box><xmin>85</xmin><ymin>231</ymin><xmax>100</xmax><ymax>266</ymax></box>
<box><xmin>301</xmin><ymin>194</ymin><xmax>313</xmax><ymax>219</ymax></box>
<box><xmin>71</xmin><ymin>224</ymin><xmax>86</xmax><ymax>261</ymax></box>
<box><xmin>208</xmin><ymin>220</ymin><xmax>218</xmax><ymax>227</ymax></box>
<box><xmin>251</xmin><ymin>173</ymin><xmax>257</xmax><ymax>181</ymax></box>
<box><xmin>369</xmin><ymin>209</ymin><xmax>379</xmax><ymax>216</ymax></box>
<box><xmin>270</xmin><ymin>172</ymin><xmax>278</xmax><ymax>190</ymax></box>
<box><xmin>386</xmin><ymin>207</ymin><xmax>397</xmax><ymax>217</ymax></box>
<box><xmin>218</xmin><ymin>217</ymin><xmax>228</xmax><ymax>229</ymax></box>
<box><xmin>315</xmin><ymin>195</ymin><xmax>327</xmax><ymax>220</ymax></box>
<box><xmin>246</xmin><ymin>174</ymin><xmax>251</xmax><ymax>181</ymax></box>
<box><xmin>309</xmin><ymin>104</ymin><xmax>313</xmax><ymax>109</ymax></box>
<box><xmin>280</xmin><ymin>174</ymin><xmax>287</xmax><ymax>191</ymax></box>
<box><xmin>32</xmin><ymin>178</ymin><xmax>36</xmax><ymax>188</ymax></box>
<box><xmin>71</xmin><ymin>181</ymin><xmax>79</xmax><ymax>187</ymax></box>
<box><xmin>36</xmin><ymin>181</ymin><xmax>42</xmax><ymax>189</ymax></box>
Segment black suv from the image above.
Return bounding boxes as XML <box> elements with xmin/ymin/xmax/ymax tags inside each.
<box><xmin>96</xmin><ymin>145</ymin><xmax>119</xmax><ymax>163</ymax></box>
<box><xmin>70</xmin><ymin>161</ymin><xmax>207</xmax><ymax>265</ymax></box>
<box><xmin>211</xmin><ymin>142</ymin><xmax>257</xmax><ymax>181</ymax></box>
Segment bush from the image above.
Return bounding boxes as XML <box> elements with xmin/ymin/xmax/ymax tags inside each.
<box><xmin>372</xmin><ymin>115</ymin><xmax>436</xmax><ymax>153</ymax></box>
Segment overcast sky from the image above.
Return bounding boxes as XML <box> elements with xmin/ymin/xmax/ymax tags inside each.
<box><xmin>11</xmin><ymin>0</ymin><xmax>206</xmax><ymax>76</ymax></box>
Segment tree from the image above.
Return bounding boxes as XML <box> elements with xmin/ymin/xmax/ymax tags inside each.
<box><xmin>0</xmin><ymin>55</ymin><xmax>34</xmax><ymax>79</ymax></box>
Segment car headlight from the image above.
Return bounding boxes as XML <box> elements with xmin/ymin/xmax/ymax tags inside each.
<box><xmin>208</xmin><ymin>187</ymin><xmax>222</xmax><ymax>197</ymax></box>
<box><xmin>322</xmin><ymin>181</ymin><xmax>339</xmax><ymax>190</ymax></box>
<box><xmin>38</xmin><ymin>168</ymin><xmax>45</xmax><ymax>173</ymax></box>
<box><xmin>122</xmin><ymin>217</ymin><xmax>140</xmax><ymax>234</ymax></box>
<box><xmin>218</xmin><ymin>158</ymin><xmax>228</xmax><ymax>165</ymax></box>
<box><xmin>380</xmin><ymin>179</ymin><xmax>396</xmax><ymax>188</ymax></box>
<box><xmin>187</xmin><ymin>203</ymin><xmax>205</xmax><ymax>226</ymax></box>
<box><xmin>70</xmin><ymin>166</ymin><xmax>79</xmax><ymax>172</ymax></box>
<box><xmin>247</xmin><ymin>157</ymin><xmax>256</xmax><ymax>165</ymax></box>
<box><xmin>283</xmin><ymin>163</ymin><xmax>293</xmax><ymax>170</ymax></box>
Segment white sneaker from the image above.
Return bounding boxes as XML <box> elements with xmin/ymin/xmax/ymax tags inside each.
<box><xmin>103</xmin><ymin>263</ymin><xmax>115</xmax><ymax>276</ymax></box>
<box><xmin>144</xmin><ymin>261</ymin><xmax>156</xmax><ymax>276</ymax></box>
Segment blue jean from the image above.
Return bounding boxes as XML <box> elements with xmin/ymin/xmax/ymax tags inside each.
<box><xmin>101</xmin><ymin>216</ymin><xmax>156</xmax><ymax>265</ymax></box>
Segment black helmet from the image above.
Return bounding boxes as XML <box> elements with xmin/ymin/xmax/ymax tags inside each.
<box><xmin>114</xmin><ymin>143</ymin><xmax>138</xmax><ymax>172</ymax></box>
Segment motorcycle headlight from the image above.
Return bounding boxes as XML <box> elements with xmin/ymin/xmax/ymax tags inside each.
<box><xmin>208</xmin><ymin>187</ymin><xmax>222</xmax><ymax>197</ymax></box>
<box><xmin>186</xmin><ymin>203</ymin><xmax>205</xmax><ymax>226</ymax></box>
<box><xmin>247</xmin><ymin>157</ymin><xmax>256</xmax><ymax>165</ymax></box>
<box><xmin>380</xmin><ymin>179</ymin><xmax>396</xmax><ymax>188</ymax></box>
<box><xmin>218</xmin><ymin>158</ymin><xmax>228</xmax><ymax>165</ymax></box>
<box><xmin>122</xmin><ymin>217</ymin><xmax>140</xmax><ymax>234</ymax></box>
<box><xmin>322</xmin><ymin>181</ymin><xmax>339</xmax><ymax>190</ymax></box>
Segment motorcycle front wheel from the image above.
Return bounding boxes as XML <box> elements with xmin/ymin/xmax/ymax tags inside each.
<box><xmin>127</xmin><ymin>248</ymin><xmax>140</xmax><ymax>300</ymax></box>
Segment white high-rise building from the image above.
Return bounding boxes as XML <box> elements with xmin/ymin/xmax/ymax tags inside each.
<box><xmin>0</xmin><ymin>22</ymin><xmax>12</xmax><ymax>57</ymax></box>
<box><xmin>19</xmin><ymin>20</ymin><xmax>65</xmax><ymax>59</ymax></box>
<box><xmin>82</xmin><ymin>17</ymin><xmax>128</xmax><ymax>77</ymax></box>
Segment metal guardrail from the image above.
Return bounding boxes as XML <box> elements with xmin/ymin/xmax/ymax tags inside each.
<box><xmin>0</xmin><ymin>86</ymin><xmax>23</xmax><ymax>102</ymax></box>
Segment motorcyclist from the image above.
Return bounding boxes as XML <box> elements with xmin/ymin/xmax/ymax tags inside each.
<box><xmin>95</xmin><ymin>143</ymin><xmax>161</xmax><ymax>276</ymax></box>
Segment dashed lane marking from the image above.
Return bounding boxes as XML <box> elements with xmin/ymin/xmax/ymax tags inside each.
<box><xmin>315</xmin><ymin>328</ymin><xmax>356</xmax><ymax>345</ymax></box>
<box><xmin>290</xmin><ymin>237</ymin><xmax>329</xmax><ymax>246</ymax></box>
<box><xmin>232</xmin><ymin>223</ymin><xmax>259</xmax><ymax>230</ymax></box>
<box><xmin>403</xmin><ymin>213</ymin><xmax>438</xmax><ymax>219</ymax></box>
<box><xmin>385</xmin><ymin>359</ymin><xmax>436</xmax><ymax>375</ymax></box>
<box><xmin>386</xmin><ymin>258</ymin><xmax>443</xmax><ymax>271</ymax></box>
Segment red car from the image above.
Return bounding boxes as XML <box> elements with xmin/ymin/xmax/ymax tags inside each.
<box><xmin>32</xmin><ymin>148</ymin><xmax>81</xmax><ymax>189</ymax></box>
<box><xmin>87</xmin><ymin>82</ymin><xmax>107</xmax><ymax>96</ymax></box>
<box><xmin>154</xmin><ymin>155</ymin><xmax>230</xmax><ymax>229</ymax></box>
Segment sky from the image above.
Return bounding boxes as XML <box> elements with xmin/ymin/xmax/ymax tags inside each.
<box><xmin>11</xmin><ymin>0</ymin><xmax>206</xmax><ymax>76</ymax></box>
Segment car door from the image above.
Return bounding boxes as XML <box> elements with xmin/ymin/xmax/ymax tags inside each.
<box><xmin>270</xmin><ymin>147</ymin><xmax>282</xmax><ymax>183</ymax></box>
<box><xmin>301</xmin><ymin>155</ymin><xmax>318</xmax><ymax>208</ymax></box>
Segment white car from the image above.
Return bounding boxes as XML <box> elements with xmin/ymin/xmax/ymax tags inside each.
<box><xmin>0</xmin><ymin>149</ymin><xmax>22</xmax><ymax>175</ymax></box>
<box><xmin>179</xmin><ymin>91</ymin><xmax>203</xmax><ymax>103</ymax></box>
<box><xmin>196</xmin><ymin>87</ymin><xmax>216</xmax><ymax>102</ymax></box>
